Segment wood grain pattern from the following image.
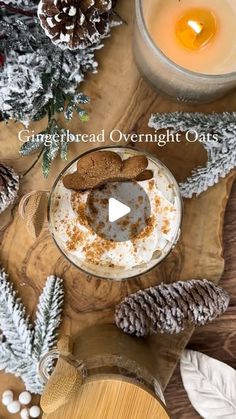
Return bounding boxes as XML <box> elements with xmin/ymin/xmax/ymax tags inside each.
<box><xmin>165</xmin><ymin>181</ymin><xmax>236</xmax><ymax>419</ymax></box>
<box><xmin>0</xmin><ymin>1</ymin><xmax>236</xmax><ymax>418</ymax></box>
<box><xmin>43</xmin><ymin>377</ymin><xmax>169</xmax><ymax>419</ymax></box>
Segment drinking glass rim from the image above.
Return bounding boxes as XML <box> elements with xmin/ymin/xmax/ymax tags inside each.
<box><xmin>135</xmin><ymin>0</ymin><xmax>236</xmax><ymax>81</ymax></box>
<box><xmin>47</xmin><ymin>145</ymin><xmax>183</xmax><ymax>281</ymax></box>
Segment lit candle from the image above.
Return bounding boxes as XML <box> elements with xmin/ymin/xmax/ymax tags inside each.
<box><xmin>175</xmin><ymin>9</ymin><xmax>216</xmax><ymax>51</ymax></box>
<box><xmin>134</xmin><ymin>0</ymin><xmax>236</xmax><ymax>102</ymax></box>
<box><xmin>148</xmin><ymin>0</ymin><xmax>236</xmax><ymax>74</ymax></box>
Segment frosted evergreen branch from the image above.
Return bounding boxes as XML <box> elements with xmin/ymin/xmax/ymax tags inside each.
<box><xmin>0</xmin><ymin>334</ymin><xmax>17</xmax><ymax>370</ymax></box>
<box><xmin>0</xmin><ymin>7</ymin><xmax>100</xmax><ymax>175</ymax></box>
<box><xmin>0</xmin><ymin>8</ymin><xmax>100</xmax><ymax>125</ymax></box>
<box><xmin>33</xmin><ymin>276</ymin><xmax>64</xmax><ymax>359</ymax></box>
<box><xmin>19</xmin><ymin>95</ymin><xmax>90</xmax><ymax>178</ymax></box>
<box><xmin>149</xmin><ymin>112</ymin><xmax>236</xmax><ymax>136</ymax></box>
<box><xmin>0</xmin><ymin>269</ymin><xmax>33</xmax><ymax>357</ymax></box>
<box><xmin>0</xmin><ymin>0</ymin><xmax>38</xmax><ymax>8</ymax></box>
<box><xmin>0</xmin><ymin>336</ymin><xmax>43</xmax><ymax>393</ymax></box>
<box><xmin>0</xmin><ymin>268</ymin><xmax>64</xmax><ymax>394</ymax></box>
<box><xmin>149</xmin><ymin>112</ymin><xmax>236</xmax><ymax>198</ymax></box>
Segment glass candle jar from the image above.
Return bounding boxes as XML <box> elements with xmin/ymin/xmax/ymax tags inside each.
<box><xmin>134</xmin><ymin>0</ymin><xmax>236</xmax><ymax>103</ymax></box>
<box><xmin>39</xmin><ymin>325</ymin><xmax>170</xmax><ymax>419</ymax></box>
<box><xmin>48</xmin><ymin>147</ymin><xmax>182</xmax><ymax>280</ymax></box>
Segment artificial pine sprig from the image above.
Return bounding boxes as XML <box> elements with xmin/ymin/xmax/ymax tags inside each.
<box><xmin>19</xmin><ymin>92</ymin><xmax>90</xmax><ymax>177</ymax></box>
<box><xmin>0</xmin><ymin>2</ymin><xmax>101</xmax><ymax>176</ymax></box>
<box><xmin>0</xmin><ymin>268</ymin><xmax>64</xmax><ymax>394</ymax></box>
<box><xmin>0</xmin><ymin>0</ymin><xmax>38</xmax><ymax>9</ymax></box>
<box><xmin>0</xmin><ymin>269</ymin><xmax>33</xmax><ymax>357</ymax></box>
<box><xmin>149</xmin><ymin>112</ymin><xmax>236</xmax><ymax>198</ymax></box>
<box><xmin>0</xmin><ymin>6</ymin><xmax>98</xmax><ymax>124</ymax></box>
<box><xmin>33</xmin><ymin>276</ymin><xmax>64</xmax><ymax>360</ymax></box>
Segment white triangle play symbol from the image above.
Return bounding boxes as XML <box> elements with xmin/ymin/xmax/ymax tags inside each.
<box><xmin>108</xmin><ymin>198</ymin><xmax>131</xmax><ymax>223</ymax></box>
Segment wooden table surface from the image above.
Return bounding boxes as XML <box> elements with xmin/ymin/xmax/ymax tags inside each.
<box><xmin>0</xmin><ymin>1</ymin><xmax>236</xmax><ymax>418</ymax></box>
<box><xmin>165</xmin><ymin>181</ymin><xmax>236</xmax><ymax>418</ymax></box>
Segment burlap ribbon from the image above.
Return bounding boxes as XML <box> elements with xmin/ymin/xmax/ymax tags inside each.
<box><xmin>18</xmin><ymin>190</ymin><xmax>49</xmax><ymax>238</ymax></box>
<box><xmin>40</xmin><ymin>337</ymin><xmax>84</xmax><ymax>415</ymax></box>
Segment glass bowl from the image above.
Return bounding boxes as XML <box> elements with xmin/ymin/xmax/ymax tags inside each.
<box><xmin>48</xmin><ymin>146</ymin><xmax>182</xmax><ymax>280</ymax></box>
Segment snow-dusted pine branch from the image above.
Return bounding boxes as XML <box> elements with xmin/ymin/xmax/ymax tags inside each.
<box><xmin>0</xmin><ymin>11</ymin><xmax>99</xmax><ymax>125</ymax></box>
<box><xmin>0</xmin><ymin>333</ymin><xmax>44</xmax><ymax>393</ymax></box>
<box><xmin>149</xmin><ymin>112</ymin><xmax>236</xmax><ymax>198</ymax></box>
<box><xmin>0</xmin><ymin>5</ymin><xmax>104</xmax><ymax>176</ymax></box>
<box><xmin>0</xmin><ymin>334</ymin><xmax>17</xmax><ymax>370</ymax></box>
<box><xmin>0</xmin><ymin>268</ymin><xmax>64</xmax><ymax>394</ymax></box>
<box><xmin>0</xmin><ymin>0</ymin><xmax>38</xmax><ymax>7</ymax></box>
<box><xmin>0</xmin><ymin>269</ymin><xmax>33</xmax><ymax>357</ymax></box>
<box><xmin>33</xmin><ymin>276</ymin><xmax>64</xmax><ymax>359</ymax></box>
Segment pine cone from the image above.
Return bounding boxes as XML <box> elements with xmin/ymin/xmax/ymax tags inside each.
<box><xmin>115</xmin><ymin>279</ymin><xmax>230</xmax><ymax>337</ymax></box>
<box><xmin>38</xmin><ymin>0</ymin><xmax>121</xmax><ymax>50</ymax></box>
<box><xmin>0</xmin><ymin>164</ymin><xmax>19</xmax><ymax>214</ymax></box>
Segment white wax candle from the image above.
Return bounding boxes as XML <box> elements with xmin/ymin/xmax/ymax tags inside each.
<box><xmin>147</xmin><ymin>0</ymin><xmax>236</xmax><ymax>74</ymax></box>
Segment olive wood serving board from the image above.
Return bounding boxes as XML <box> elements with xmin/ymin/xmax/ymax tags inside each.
<box><xmin>0</xmin><ymin>0</ymin><xmax>236</xmax><ymax>416</ymax></box>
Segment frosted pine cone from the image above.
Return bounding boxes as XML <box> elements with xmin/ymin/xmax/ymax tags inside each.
<box><xmin>115</xmin><ymin>279</ymin><xmax>230</xmax><ymax>337</ymax></box>
<box><xmin>0</xmin><ymin>164</ymin><xmax>19</xmax><ymax>214</ymax></box>
<box><xmin>38</xmin><ymin>0</ymin><xmax>121</xmax><ymax>50</ymax></box>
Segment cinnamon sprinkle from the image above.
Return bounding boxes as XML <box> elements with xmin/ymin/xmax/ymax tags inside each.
<box><xmin>155</xmin><ymin>196</ymin><xmax>161</xmax><ymax>209</ymax></box>
<box><xmin>162</xmin><ymin>219</ymin><xmax>170</xmax><ymax>234</ymax></box>
<box><xmin>71</xmin><ymin>192</ymin><xmax>90</xmax><ymax>227</ymax></box>
<box><xmin>85</xmin><ymin>238</ymin><xmax>116</xmax><ymax>265</ymax></box>
<box><xmin>66</xmin><ymin>225</ymin><xmax>85</xmax><ymax>251</ymax></box>
<box><xmin>131</xmin><ymin>215</ymin><xmax>155</xmax><ymax>242</ymax></box>
<box><xmin>148</xmin><ymin>179</ymin><xmax>155</xmax><ymax>191</ymax></box>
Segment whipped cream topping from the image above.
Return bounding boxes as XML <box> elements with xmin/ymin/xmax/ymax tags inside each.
<box><xmin>50</xmin><ymin>154</ymin><xmax>180</xmax><ymax>271</ymax></box>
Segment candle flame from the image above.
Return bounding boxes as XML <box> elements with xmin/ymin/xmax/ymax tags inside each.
<box><xmin>187</xmin><ymin>20</ymin><xmax>203</xmax><ymax>35</ymax></box>
<box><xmin>176</xmin><ymin>9</ymin><xmax>217</xmax><ymax>50</ymax></box>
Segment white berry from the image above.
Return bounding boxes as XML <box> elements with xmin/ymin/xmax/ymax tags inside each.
<box><xmin>2</xmin><ymin>395</ymin><xmax>13</xmax><ymax>406</ymax></box>
<box><xmin>29</xmin><ymin>406</ymin><xmax>41</xmax><ymax>418</ymax></box>
<box><xmin>20</xmin><ymin>408</ymin><xmax>30</xmax><ymax>419</ymax></box>
<box><xmin>7</xmin><ymin>400</ymin><xmax>21</xmax><ymax>414</ymax></box>
<box><xmin>2</xmin><ymin>390</ymin><xmax>14</xmax><ymax>399</ymax></box>
<box><xmin>19</xmin><ymin>391</ymin><xmax>32</xmax><ymax>405</ymax></box>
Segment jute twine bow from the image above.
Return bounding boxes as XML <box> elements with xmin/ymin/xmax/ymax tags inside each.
<box><xmin>18</xmin><ymin>190</ymin><xmax>49</xmax><ymax>238</ymax></box>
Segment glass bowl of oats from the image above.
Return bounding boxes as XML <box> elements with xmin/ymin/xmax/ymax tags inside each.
<box><xmin>48</xmin><ymin>147</ymin><xmax>182</xmax><ymax>280</ymax></box>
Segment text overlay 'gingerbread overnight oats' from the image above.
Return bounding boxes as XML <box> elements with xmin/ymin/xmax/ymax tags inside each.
<box><xmin>49</xmin><ymin>148</ymin><xmax>182</xmax><ymax>280</ymax></box>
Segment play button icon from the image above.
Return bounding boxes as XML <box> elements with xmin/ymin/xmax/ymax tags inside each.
<box><xmin>108</xmin><ymin>198</ymin><xmax>131</xmax><ymax>223</ymax></box>
<box><xmin>85</xmin><ymin>181</ymin><xmax>151</xmax><ymax>242</ymax></box>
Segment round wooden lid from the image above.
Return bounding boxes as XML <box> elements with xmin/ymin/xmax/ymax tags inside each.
<box><xmin>43</xmin><ymin>376</ymin><xmax>170</xmax><ymax>419</ymax></box>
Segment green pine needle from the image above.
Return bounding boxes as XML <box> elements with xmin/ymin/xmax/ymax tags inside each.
<box><xmin>20</xmin><ymin>136</ymin><xmax>45</xmax><ymax>156</ymax></box>
<box><xmin>19</xmin><ymin>91</ymin><xmax>90</xmax><ymax>177</ymax></box>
